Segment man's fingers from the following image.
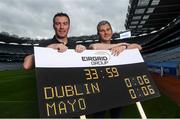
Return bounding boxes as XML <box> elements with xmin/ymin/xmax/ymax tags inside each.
<box><xmin>57</xmin><ymin>45</ymin><xmax>68</xmax><ymax>52</ymax></box>
<box><xmin>111</xmin><ymin>47</ymin><xmax>125</xmax><ymax>56</ymax></box>
<box><xmin>75</xmin><ymin>45</ymin><xmax>86</xmax><ymax>53</ymax></box>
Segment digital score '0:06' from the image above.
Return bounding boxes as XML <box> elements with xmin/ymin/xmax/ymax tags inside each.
<box><xmin>124</xmin><ymin>75</ymin><xmax>155</xmax><ymax>99</ymax></box>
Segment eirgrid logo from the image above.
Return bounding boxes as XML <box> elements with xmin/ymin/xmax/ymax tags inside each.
<box><xmin>81</xmin><ymin>51</ymin><xmax>111</xmax><ymax>65</ymax></box>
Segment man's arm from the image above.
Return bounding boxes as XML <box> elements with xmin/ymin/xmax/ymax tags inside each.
<box><xmin>127</xmin><ymin>43</ymin><xmax>142</xmax><ymax>50</ymax></box>
<box><xmin>23</xmin><ymin>54</ymin><xmax>34</xmax><ymax>70</ymax></box>
<box><xmin>23</xmin><ymin>42</ymin><xmax>83</xmax><ymax>70</ymax></box>
<box><xmin>110</xmin><ymin>43</ymin><xmax>142</xmax><ymax>55</ymax></box>
<box><xmin>89</xmin><ymin>42</ymin><xmax>142</xmax><ymax>56</ymax></box>
<box><xmin>23</xmin><ymin>43</ymin><xmax>67</xmax><ymax>70</ymax></box>
<box><xmin>89</xmin><ymin>43</ymin><xmax>129</xmax><ymax>50</ymax></box>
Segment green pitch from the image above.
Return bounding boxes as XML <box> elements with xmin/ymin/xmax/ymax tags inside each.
<box><xmin>0</xmin><ymin>69</ymin><xmax>38</xmax><ymax>117</ymax></box>
<box><xmin>0</xmin><ymin>69</ymin><xmax>179</xmax><ymax>118</ymax></box>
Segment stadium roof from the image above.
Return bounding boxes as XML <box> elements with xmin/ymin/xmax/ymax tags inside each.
<box><xmin>125</xmin><ymin>0</ymin><xmax>180</xmax><ymax>36</ymax></box>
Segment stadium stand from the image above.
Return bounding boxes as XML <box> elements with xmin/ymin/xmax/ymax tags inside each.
<box><xmin>0</xmin><ymin>43</ymin><xmax>33</xmax><ymax>62</ymax></box>
<box><xmin>125</xmin><ymin>0</ymin><xmax>180</xmax><ymax>36</ymax></box>
<box><xmin>0</xmin><ymin>33</ymin><xmax>39</xmax><ymax>70</ymax></box>
<box><xmin>142</xmin><ymin>16</ymin><xmax>180</xmax><ymax>77</ymax></box>
<box><xmin>124</xmin><ymin>0</ymin><xmax>179</xmax><ymax>77</ymax></box>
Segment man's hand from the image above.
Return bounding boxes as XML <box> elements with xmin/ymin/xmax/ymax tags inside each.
<box><xmin>23</xmin><ymin>54</ymin><xmax>34</xmax><ymax>70</ymax></box>
<box><xmin>47</xmin><ymin>43</ymin><xmax>68</xmax><ymax>52</ymax></box>
<box><xmin>110</xmin><ymin>45</ymin><xmax>126</xmax><ymax>56</ymax></box>
<box><xmin>75</xmin><ymin>44</ymin><xmax>86</xmax><ymax>53</ymax></box>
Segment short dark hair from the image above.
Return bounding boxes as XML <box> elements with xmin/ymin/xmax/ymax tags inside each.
<box><xmin>53</xmin><ymin>12</ymin><xmax>70</xmax><ymax>24</ymax></box>
<box><xmin>97</xmin><ymin>20</ymin><xmax>112</xmax><ymax>34</ymax></box>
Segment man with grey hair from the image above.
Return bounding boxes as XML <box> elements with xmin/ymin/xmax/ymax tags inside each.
<box><xmin>89</xmin><ymin>20</ymin><xmax>142</xmax><ymax>56</ymax></box>
<box><xmin>89</xmin><ymin>20</ymin><xmax>142</xmax><ymax>118</ymax></box>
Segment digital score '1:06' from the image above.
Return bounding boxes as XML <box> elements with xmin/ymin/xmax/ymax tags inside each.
<box><xmin>83</xmin><ymin>67</ymin><xmax>119</xmax><ymax>80</ymax></box>
<box><xmin>124</xmin><ymin>75</ymin><xmax>156</xmax><ymax>100</ymax></box>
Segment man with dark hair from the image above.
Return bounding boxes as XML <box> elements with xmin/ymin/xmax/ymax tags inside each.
<box><xmin>23</xmin><ymin>12</ymin><xmax>85</xmax><ymax>69</ymax></box>
<box><xmin>53</xmin><ymin>12</ymin><xmax>70</xmax><ymax>25</ymax></box>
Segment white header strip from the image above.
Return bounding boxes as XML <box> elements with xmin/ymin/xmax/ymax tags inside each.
<box><xmin>34</xmin><ymin>47</ymin><xmax>144</xmax><ymax>68</ymax></box>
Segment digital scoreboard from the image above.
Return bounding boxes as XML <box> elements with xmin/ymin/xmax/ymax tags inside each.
<box><xmin>34</xmin><ymin>47</ymin><xmax>160</xmax><ymax>118</ymax></box>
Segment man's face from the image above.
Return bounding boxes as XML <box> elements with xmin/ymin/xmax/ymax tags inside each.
<box><xmin>98</xmin><ymin>24</ymin><xmax>113</xmax><ymax>42</ymax></box>
<box><xmin>53</xmin><ymin>16</ymin><xmax>70</xmax><ymax>39</ymax></box>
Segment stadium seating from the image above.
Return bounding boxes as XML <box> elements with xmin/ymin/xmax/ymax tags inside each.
<box><xmin>139</xmin><ymin>16</ymin><xmax>180</xmax><ymax>77</ymax></box>
<box><xmin>0</xmin><ymin>16</ymin><xmax>179</xmax><ymax>72</ymax></box>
